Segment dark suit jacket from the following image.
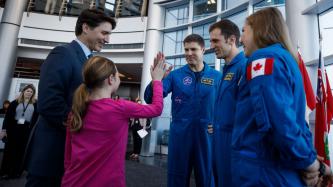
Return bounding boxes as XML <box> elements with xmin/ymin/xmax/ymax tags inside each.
<box><xmin>27</xmin><ymin>40</ymin><xmax>87</xmax><ymax>177</ymax></box>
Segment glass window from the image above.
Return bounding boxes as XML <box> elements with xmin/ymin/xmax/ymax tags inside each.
<box><xmin>320</xmin><ymin>10</ymin><xmax>333</xmax><ymax>93</ymax></box>
<box><xmin>204</xmin><ymin>52</ymin><xmax>216</xmax><ymax>67</ymax></box>
<box><xmin>226</xmin><ymin>0</ymin><xmax>247</xmax><ymax>9</ymax></box>
<box><xmin>176</xmin><ymin>30</ymin><xmax>187</xmax><ymax>54</ymax></box>
<box><xmin>227</xmin><ymin>11</ymin><xmax>247</xmax><ymax>31</ymax></box>
<box><xmin>120</xmin><ymin>0</ymin><xmax>143</xmax><ymax>17</ymax></box>
<box><xmin>225</xmin><ymin>11</ymin><xmax>246</xmax><ymax>51</ymax></box>
<box><xmin>175</xmin><ymin>58</ymin><xmax>187</xmax><ymax>69</ymax></box>
<box><xmin>319</xmin><ymin>10</ymin><xmax>333</xmax><ymax>57</ymax></box>
<box><xmin>220</xmin><ymin>59</ymin><xmax>226</xmax><ymax>70</ymax></box>
<box><xmin>166</xmin><ymin>57</ymin><xmax>186</xmax><ymax>69</ymax></box>
<box><xmin>192</xmin><ymin>22</ymin><xmax>213</xmax><ymax>49</ymax></box>
<box><xmin>163</xmin><ymin>30</ymin><xmax>187</xmax><ymax>56</ymax></box>
<box><xmin>26</xmin><ymin>0</ymin><xmax>146</xmax><ymax>17</ymax></box>
<box><xmin>163</xmin><ymin>32</ymin><xmax>177</xmax><ymax>56</ymax></box>
<box><xmin>163</xmin><ymin>30</ymin><xmax>188</xmax><ymax>56</ymax></box>
<box><xmin>105</xmin><ymin>0</ymin><xmax>116</xmax><ymax>12</ymax></box>
<box><xmin>253</xmin><ymin>0</ymin><xmax>286</xmax><ymax>18</ymax></box>
<box><xmin>193</xmin><ymin>0</ymin><xmax>217</xmax><ymax>20</ymax></box>
<box><xmin>254</xmin><ymin>0</ymin><xmax>285</xmax><ymax>8</ymax></box>
<box><xmin>165</xmin><ymin>5</ymin><xmax>189</xmax><ymax>27</ymax></box>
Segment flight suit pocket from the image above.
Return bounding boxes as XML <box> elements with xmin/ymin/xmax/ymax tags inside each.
<box><xmin>252</xmin><ymin>90</ymin><xmax>271</xmax><ymax>133</ymax></box>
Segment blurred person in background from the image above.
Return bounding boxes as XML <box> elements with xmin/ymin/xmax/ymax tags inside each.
<box><xmin>0</xmin><ymin>100</ymin><xmax>10</xmax><ymax>114</ymax></box>
<box><xmin>129</xmin><ymin>99</ymin><xmax>147</xmax><ymax>161</ymax></box>
<box><xmin>0</xmin><ymin>84</ymin><xmax>38</xmax><ymax>180</ymax></box>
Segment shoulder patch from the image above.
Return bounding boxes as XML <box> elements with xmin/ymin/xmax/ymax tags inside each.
<box><xmin>183</xmin><ymin>76</ymin><xmax>192</xmax><ymax>85</ymax></box>
<box><xmin>246</xmin><ymin>58</ymin><xmax>274</xmax><ymax>80</ymax></box>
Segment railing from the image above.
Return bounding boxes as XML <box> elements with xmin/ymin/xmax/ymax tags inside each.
<box><xmin>19</xmin><ymin>0</ymin><xmax>148</xmax><ymax>18</ymax></box>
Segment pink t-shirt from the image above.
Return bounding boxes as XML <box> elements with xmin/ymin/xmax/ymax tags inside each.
<box><xmin>61</xmin><ymin>81</ymin><xmax>163</xmax><ymax>187</ymax></box>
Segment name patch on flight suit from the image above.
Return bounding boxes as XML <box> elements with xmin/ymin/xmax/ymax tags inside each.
<box><xmin>201</xmin><ymin>77</ymin><xmax>214</xmax><ymax>85</ymax></box>
<box><xmin>224</xmin><ymin>73</ymin><xmax>234</xmax><ymax>81</ymax></box>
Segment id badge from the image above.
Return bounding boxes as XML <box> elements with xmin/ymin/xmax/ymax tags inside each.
<box><xmin>137</xmin><ymin>129</ymin><xmax>148</xmax><ymax>138</ymax></box>
<box><xmin>18</xmin><ymin>118</ymin><xmax>25</xmax><ymax>124</ymax></box>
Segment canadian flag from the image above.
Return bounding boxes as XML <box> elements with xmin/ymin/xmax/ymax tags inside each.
<box><xmin>246</xmin><ymin>58</ymin><xmax>274</xmax><ymax>80</ymax></box>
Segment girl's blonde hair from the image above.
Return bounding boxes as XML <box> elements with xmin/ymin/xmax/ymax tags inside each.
<box><xmin>70</xmin><ymin>56</ymin><xmax>117</xmax><ymax>132</ymax></box>
<box><xmin>246</xmin><ymin>7</ymin><xmax>298</xmax><ymax>63</ymax></box>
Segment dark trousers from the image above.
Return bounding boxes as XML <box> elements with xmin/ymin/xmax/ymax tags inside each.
<box><xmin>132</xmin><ymin>128</ymin><xmax>142</xmax><ymax>154</ymax></box>
<box><xmin>0</xmin><ymin>123</ymin><xmax>30</xmax><ymax>177</ymax></box>
<box><xmin>25</xmin><ymin>173</ymin><xmax>61</xmax><ymax>187</ymax></box>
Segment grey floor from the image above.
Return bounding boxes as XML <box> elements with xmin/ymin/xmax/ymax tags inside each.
<box><xmin>0</xmin><ymin>152</ymin><xmax>196</xmax><ymax>187</ymax></box>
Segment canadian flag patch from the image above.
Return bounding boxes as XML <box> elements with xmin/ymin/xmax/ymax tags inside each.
<box><xmin>246</xmin><ymin>58</ymin><xmax>274</xmax><ymax>80</ymax></box>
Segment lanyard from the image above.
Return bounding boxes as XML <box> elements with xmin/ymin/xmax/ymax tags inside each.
<box><xmin>22</xmin><ymin>102</ymin><xmax>30</xmax><ymax>117</ymax></box>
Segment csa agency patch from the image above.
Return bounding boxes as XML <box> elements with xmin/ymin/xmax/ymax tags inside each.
<box><xmin>183</xmin><ymin>76</ymin><xmax>192</xmax><ymax>85</ymax></box>
<box><xmin>201</xmin><ymin>77</ymin><xmax>214</xmax><ymax>85</ymax></box>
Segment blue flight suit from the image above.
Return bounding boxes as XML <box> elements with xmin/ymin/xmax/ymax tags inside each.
<box><xmin>145</xmin><ymin>63</ymin><xmax>222</xmax><ymax>187</ymax></box>
<box><xmin>231</xmin><ymin>44</ymin><xmax>317</xmax><ymax>186</ymax></box>
<box><xmin>212</xmin><ymin>52</ymin><xmax>247</xmax><ymax>187</ymax></box>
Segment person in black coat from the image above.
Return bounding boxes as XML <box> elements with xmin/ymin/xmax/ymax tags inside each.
<box><xmin>0</xmin><ymin>84</ymin><xmax>38</xmax><ymax>179</ymax></box>
<box><xmin>130</xmin><ymin>99</ymin><xmax>152</xmax><ymax>160</ymax></box>
<box><xmin>0</xmin><ymin>100</ymin><xmax>10</xmax><ymax>115</ymax></box>
<box><xmin>25</xmin><ymin>9</ymin><xmax>116</xmax><ymax>187</ymax></box>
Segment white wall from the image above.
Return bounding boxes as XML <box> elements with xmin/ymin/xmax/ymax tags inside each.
<box><xmin>0</xmin><ymin>7</ymin><xmax>3</xmax><ymax>20</ymax></box>
<box><xmin>17</xmin><ymin>46</ymin><xmax>145</xmax><ymax>64</ymax></box>
<box><xmin>227</xmin><ymin>0</ymin><xmax>248</xmax><ymax>9</ymax></box>
<box><xmin>17</xmin><ymin>46</ymin><xmax>52</xmax><ymax>59</ymax></box>
<box><xmin>102</xmin><ymin>52</ymin><xmax>144</xmax><ymax>64</ymax></box>
<box><xmin>18</xmin><ymin>12</ymin><xmax>147</xmax><ymax>47</ymax></box>
<box><xmin>19</xmin><ymin>12</ymin><xmax>76</xmax><ymax>43</ymax></box>
<box><xmin>320</xmin><ymin>10</ymin><xmax>333</xmax><ymax>90</ymax></box>
<box><xmin>320</xmin><ymin>10</ymin><xmax>333</xmax><ymax>58</ymax></box>
<box><xmin>15</xmin><ymin>12</ymin><xmax>147</xmax><ymax>64</ymax></box>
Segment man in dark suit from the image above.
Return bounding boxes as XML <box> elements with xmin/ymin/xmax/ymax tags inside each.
<box><xmin>25</xmin><ymin>9</ymin><xmax>116</xmax><ymax>187</ymax></box>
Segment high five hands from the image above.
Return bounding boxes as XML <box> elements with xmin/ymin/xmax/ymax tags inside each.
<box><xmin>151</xmin><ymin>52</ymin><xmax>171</xmax><ymax>81</ymax></box>
<box><xmin>152</xmin><ymin>52</ymin><xmax>173</xmax><ymax>79</ymax></box>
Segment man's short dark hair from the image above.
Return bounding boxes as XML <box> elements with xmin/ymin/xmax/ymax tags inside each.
<box><xmin>209</xmin><ymin>19</ymin><xmax>240</xmax><ymax>47</ymax></box>
<box><xmin>75</xmin><ymin>9</ymin><xmax>117</xmax><ymax>36</ymax></box>
<box><xmin>183</xmin><ymin>34</ymin><xmax>205</xmax><ymax>48</ymax></box>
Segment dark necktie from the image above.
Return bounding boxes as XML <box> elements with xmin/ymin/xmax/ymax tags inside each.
<box><xmin>87</xmin><ymin>54</ymin><xmax>93</xmax><ymax>59</ymax></box>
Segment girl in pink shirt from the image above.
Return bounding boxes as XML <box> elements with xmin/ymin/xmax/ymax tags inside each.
<box><xmin>61</xmin><ymin>55</ymin><xmax>165</xmax><ymax>187</ymax></box>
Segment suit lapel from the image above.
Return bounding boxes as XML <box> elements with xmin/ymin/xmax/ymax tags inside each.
<box><xmin>70</xmin><ymin>40</ymin><xmax>88</xmax><ymax>64</ymax></box>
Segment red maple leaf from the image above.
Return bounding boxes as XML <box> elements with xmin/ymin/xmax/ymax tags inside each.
<box><xmin>253</xmin><ymin>63</ymin><xmax>262</xmax><ymax>71</ymax></box>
